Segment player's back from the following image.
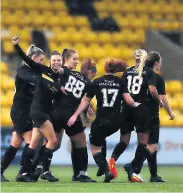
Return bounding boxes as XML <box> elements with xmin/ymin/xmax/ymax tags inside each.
<box><xmin>124</xmin><ymin>66</ymin><xmax>155</xmax><ymax>103</ymax></box>
<box><xmin>13</xmin><ymin>65</ymin><xmax>39</xmax><ymax>106</ymax></box>
<box><xmin>92</xmin><ymin>74</ymin><xmax>124</xmax><ymax>115</ymax></box>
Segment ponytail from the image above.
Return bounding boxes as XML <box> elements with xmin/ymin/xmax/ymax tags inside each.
<box><xmin>26</xmin><ymin>44</ymin><xmax>36</xmax><ymax>57</ymax></box>
<box><xmin>61</xmin><ymin>48</ymin><xmax>76</xmax><ymax>64</ymax></box>
<box><xmin>134</xmin><ymin>49</ymin><xmax>147</xmax><ymax>78</ymax></box>
<box><xmin>80</xmin><ymin>57</ymin><xmax>96</xmax><ymax>77</ymax></box>
<box><xmin>26</xmin><ymin>44</ymin><xmax>44</xmax><ymax>58</ymax></box>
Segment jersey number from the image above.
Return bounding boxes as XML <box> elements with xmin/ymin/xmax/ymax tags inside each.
<box><xmin>65</xmin><ymin>76</ymin><xmax>85</xmax><ymax>98</ymax></box>
<box><xmin>102</xmin><ymin>88</ymin><xmax>118</xmax><ymax>107</ymax></box>
<box><xmin>127</xmin><ymin>75</ymin><xmax>143</xmax><ymax>94</ymax></box>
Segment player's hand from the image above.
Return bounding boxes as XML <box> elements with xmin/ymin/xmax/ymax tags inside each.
<box><xmin>67</xmin><ymin>115</ymin><xmax>77</xmax><ymax>127</ymax></box>
<box><xmin>159</xmin><ymin>100</ymin><xmax>164</xmax><ymax>108</ymax></box>
<box><xmin>61</xmin><ymin>86</ymin><xmax>67</xmax><ymax>95</ymax></box>
<box><xmin>134</xmin><ymin>102</ymin><xmax>141</xmax><ymax>107</ymax></box>
<box><xmin>169</xmin><ymin>112</ymin><xmax>175</xmax><ymax>120</ymax></box>
<box><xmin>87</xmin><ymin>107</ymin><xmax>94</xmax><ymax>120</ymax></box>
<box><xmin>12</xmin><ymin>36</ymin><xmax>19</xmax><ymax>45</ymax></box>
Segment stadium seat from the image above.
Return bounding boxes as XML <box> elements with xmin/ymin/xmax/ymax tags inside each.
<box><xmin>51</xmin><ymin>1</ymin><xmax>67</xmax><ymax>11</ymax></box>
<box><xmin>3</xmin><ymin>41</ymin><xmax>14</xmax><ymax>54</ymax></box>
<box><xmin>2</xmin><ymin>0</ymin><xmax>183</xmax><ymax>128</ymax></box>
<box><xmin>24</xmin><ymin>1</ymin><xmax>38</xmax><ymax>10</ymax></box>
<box><xmin>82</xmin><ymin>32</ymin><xmax>98</xmax><ymax>43</ymax></box>
<box><xmin>0</xmin><ymin>62</ymin><xmax>8</xmax><ymax>74</ymax></box>
<box><xmin>1</xmin><ymin>108</ymin><xmax>12</xmax><ymax>127</ymax></box>
<box><xmin>98</xmin><ymin>32</ymin><xmax>112</xmax><ymax>44</ymax></box>
<box><xmin>1</xmin><ymin>77</ymin><xmax>15</xmax><ymax>91</ymax></box>
<box><xmin>166</xmin><ymin>80</ymin><xmax>183</xmax><ymax>93</ymax></box>
<box><xmin>74</xmin><ymin>17</ymin><xmax>89</xmax><ymax>27</ymax></box>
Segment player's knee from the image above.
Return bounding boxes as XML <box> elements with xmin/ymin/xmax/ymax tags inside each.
<box><xmin>11</xmin><ymin>141</ymin><xmax>22</xmax><ymax>149</ymax></box>
<box><xmin>50</xmin><ymin>137</ymin><xmax>58</xmax><ymax>147</ymax></box>
<box><xmin>54</xmin><ymin>141</ymin><xmax>61</xmax><ymax>152</ymax></box>
<box><xmin>147</xmin><ymin>144</ymin><xmax>158</xmax><ymax>153</ymax></box>
<box><xmin>11</xmin><ymin>138</ymin><xmax>23</xmax><ymax>148</ymax></box>
<box><xmin>74</xmin><ymin>140</ymin><xmax>86</xmax><ymax>148</ymax></box>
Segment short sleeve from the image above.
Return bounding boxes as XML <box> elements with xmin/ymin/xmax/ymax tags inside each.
<box><xmin>157</xmin><ymin>75</ymin><xmax>166</xmax><ymax>95</ymax></box>
<box><xmin>147</xmin><ymin>68</ymin><xmax>156</xmax><ymax>86</ymax></box>
<box><xmin>121</xmin><ymin>79</ymin><xmax>129</xmax><ymax>94</ymax></box>
<box><xmin>86</xmin><ymin>81</ymin><xmax>96</xmax><ymax>99</ymax></box>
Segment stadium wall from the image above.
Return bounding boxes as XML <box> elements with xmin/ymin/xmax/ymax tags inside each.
<box><xmin>1</xmin><ymin>128</ymin><xmax>183</xmax><ymax>165</ymax></box>
<box><xmin>145</xmin><ymin>30</ymin><xmax>183</xmax><ymax>82</ymax></box>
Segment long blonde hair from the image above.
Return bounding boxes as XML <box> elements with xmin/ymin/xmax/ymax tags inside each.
<box><xmin>134</xmin><ymin>49</ymin><xmax>147</xmax><ymax>78</ymax></box>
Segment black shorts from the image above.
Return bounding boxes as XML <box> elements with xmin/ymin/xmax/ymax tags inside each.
<box><xmin>90</xmin><ymin>112</ymin><xmax>121</xmax><ymax>147</ymax></box>
<box><xmin>148</xmin><ymin>115</ymin><xmax>160</xmax><ymax>144</ymax></box>
<box><xmin>51</xmin><ymin>109</ymin><xmax>84</xmax><ymax>137</ymax></box>
<box><xmin>120</xmin><ymin>103</ymin><xmax>149</xmax><ymax>135</ymax></box>
<box><xmin>30</xmin><ymin>108</ymin><xmax>51</xmax><ymax>128</ymax></box>
<box><xmin>10</xmin><ymin>104</ymin><xmax>33</xmax><ymax>135</ymax></box>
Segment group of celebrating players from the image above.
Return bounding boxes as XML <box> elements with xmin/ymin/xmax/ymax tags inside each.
<box><xmin>1</xmin><ymin>35</ymin><xmax>174</xmax><ymax>183</ymax></box>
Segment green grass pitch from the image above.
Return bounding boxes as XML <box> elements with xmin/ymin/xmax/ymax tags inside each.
<box><xmin>1</xmin><ymin>166</ymin><xmax>183</xmax><ymax>192</ymax></box>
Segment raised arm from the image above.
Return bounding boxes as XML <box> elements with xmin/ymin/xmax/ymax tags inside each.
<box><xmin>12</xmin><ymin>36</ymin><xmax>47</xmax><ymax>72</ymax></box>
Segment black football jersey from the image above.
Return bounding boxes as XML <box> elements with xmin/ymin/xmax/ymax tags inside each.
<box><xmin>123</xmin><ymin>66</ymin><xmax>156</xmax><ymax>103</ymax></box>
<box><xmin>53</xmin><ymin>67</ymin><xmax>91</xmax><ymax>113</ymax></box>
<box><xmin>149</xmin><ymin>73</ymin><xmax>166</xmax><ymax>114</ymax></box>
<box><xmin>14</xmin><ymin>44</ymin><xmax>63</xmax><ymax>113</ymax></box>
<box><xmin>13</xmin><ymin>65</ymin><xmax>39</xmax><ymax>106</ymax></box>
<box><xmin>86</xmin><ymin>74</ymin><xmax>128</xmax><ymax>116</ymax></box>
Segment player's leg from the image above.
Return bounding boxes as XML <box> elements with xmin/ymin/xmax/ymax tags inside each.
<box><xmin>16</xmin><ymin>127</ymin><xmax>42</xmax><ymax>182</ymax></box>
<box><xmin>96</xmin><ymin>139</ymin><xmax>107</xmax><ymax>177</ymax></box>
<box><xmin>124</xmin><ymin>105</ymin><xmax>149</xmax><ymax>182</ymax></box>
<box><xmin>69</xmin><ymin>130</ymin><xmax>96</xmax><ymax>182</ymax></box>
<box><xmin>18</xmin><ymin>118</ymin><xmax>58</xmax><ymax>182</ymax></box>
<box><xmin>109</xmin><ymin>112</ymin><xmax>133</xmax><ymax>179</ymax></box>
<box><xmin>1</xmin><ymin>131</ymin><xmax>23</xmax><ymax>182</ymax></box>
<box><xmin>90</xmin><ymin>130</ymin><xmax>114</xmax><ymax>183</ymax></box>
<box><xmin>147</xmin><ymin>117</ymin><xmax>165</xmax><ymax>182</ymax></box>
<box><xmin>70</xmin><ymin>140</ymin><xmax>80</xmax><ymax>180</ymax></box>
<box><xmin>37</xmin><ymin>120</ymin><xmax>59</xmax><ymax>182</ymax></box>
<box><xmin>66</xmin><ymin>117</ymin><xmax>96</xmax><ymax>182</ymax></box>
<box><xmin>15</xmin><ymin>130</ymin><xmax>32</xmax><ymax>180</ymax></box>
<box><xmin>109</xmin><ymin>133</ymin><xmax>130</xmax><ymax>178</ymax></box>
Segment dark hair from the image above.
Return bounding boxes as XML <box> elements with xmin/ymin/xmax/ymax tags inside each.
<box><xmin>26</xmin><ymin>44</ymin><xmax>44</xmax><ymax>58</ymax></box>
<box><xmin>51</xmin><ymin>50</ymin><xmax>61</xmax><ymax>57</ymax></box>
<box><xmin>61</xmin><ymin>48</ymin><xmax>77</xmax><ymax>64</ymax></box>
<box><xmin>104</xmin><ymin>58</ymin><xmax>128</xmax><ymax>73</ymax></box>
<box><xmin>80</xmin><ymin>57</ymin><xmax>96</xmax><ymax>77</ymax></box>
<box><xmin>145</xmin><ymin>51</ymin><xmax>161</xmax><ymax>69</ymax></box>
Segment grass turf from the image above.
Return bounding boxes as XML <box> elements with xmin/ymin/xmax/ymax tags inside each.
<box><xmin>1</xmin><ymin>166</ymin><xmax>183</xmax><ymax>192</ymax></box>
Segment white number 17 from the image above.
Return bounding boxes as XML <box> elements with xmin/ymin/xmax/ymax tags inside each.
<box><xmin>102</xmin><ymin>88</ymin><xmax>118</xmax><ymax>107</ymax></box>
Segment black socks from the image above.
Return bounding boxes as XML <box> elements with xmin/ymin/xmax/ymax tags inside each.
<box><xmin>131</xmin><ymin>143</ymin><xmax>148</xmax><ymax>174</ymax></box>
<box><xmin>1</xmin><ymin>145</ymin><xmax>19</xmax><ymax>174</ymax></box>
<box><xmin>42</xmin><ymin>147</ymin><xmax>53</xmax><ymax>173</ymax></box>
<box><xmin>93</xmin><ymin>152</ymin><xmax>109</xmax><ymax>175</ymax></box>
<box><xmin>111</xmin><ymin>142</ymin><xmax>127</xmax><ymax>161</ymax></box>
<box><xmin>147</xmin><ymin>151</ymin><xmax>157</xmax><ymax>177</ymax></box>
